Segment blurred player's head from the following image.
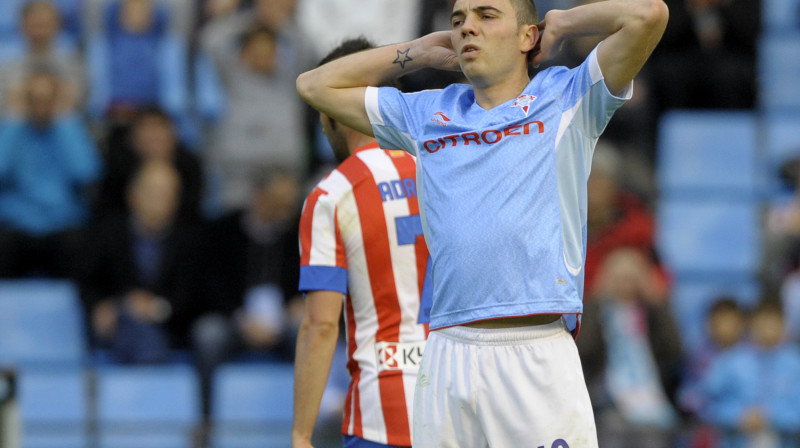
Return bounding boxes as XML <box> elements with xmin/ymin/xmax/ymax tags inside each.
<box><xmin>21</xmin><ymin>1</ymin><xmax>61</xmax><ymax>49</ymax></box>
<box><xmin>127</xmin><ymin>161</ymin><xmax>182</xmax><ymax>234</ymax></box>
<box><xmin>750</xmin><ymin>300</ymin><xmax>786</xmax><ymax>349</ymax></box>
<box><xmin>130</xmin><ymin>107</ymin><xmax>177</xmax><ymax>162</ymax></box>
<box><xmin>317</xmin><ymin>37</ymin><xmax>376</xmax><ymax>163</ymax></box>
<box><xmin>706</xmin><ymin>297</ymin><xmax>745</xmax><ymax>349</ymax></box>
<box><xmin>450</xmin><ymin>0</ymin><xmax>539</xmax><ymax>88</ymax></box>
<box><xmin>240</xmin><ymin>26</ymin><xmax>278</xmax><ymax>75</ymax></box>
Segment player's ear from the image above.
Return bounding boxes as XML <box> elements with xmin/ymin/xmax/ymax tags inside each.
<box><xmin>520</xmin><ymin>23</ymin><xmax>539</xmax><ymax>54</ymax></box>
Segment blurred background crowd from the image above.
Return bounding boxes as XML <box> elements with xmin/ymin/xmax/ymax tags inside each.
<box><xmin>0</xmin><ymin>0</ymin><xmax>799</xmax><ymax>447</ymax></box>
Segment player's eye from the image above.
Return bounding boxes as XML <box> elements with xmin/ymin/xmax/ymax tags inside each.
<box><xmin>451</xmin><ymin>18</ymin><xmax>463</xmax><ymax>27</ymax></box>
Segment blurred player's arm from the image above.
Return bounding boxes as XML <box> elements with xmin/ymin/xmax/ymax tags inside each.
<box><xmin>532</xmin><ymin>0</ymin><xmax>669</xmax><ymax>95</ymax></box>
<box><xmin>292</xmin><ymin>290</ymin><xmax>344</xmax><ymax>448</ymax></box>
<box><xmin>296</xmin><ymin>31</ymin><xmax>459</xmax><ymax>136</ymax></box>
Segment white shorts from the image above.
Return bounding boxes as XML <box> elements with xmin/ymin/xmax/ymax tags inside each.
<box><xmin>412</xmin><ymin>319</ymin><xmax>598</xmax><ymax>448</ymax></box>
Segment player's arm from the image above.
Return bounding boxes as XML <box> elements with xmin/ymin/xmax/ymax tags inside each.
<box><xmin>292</xmin><ymin>290</ymin><xmax>344</xmax><ymax>448</ymax></box>
<box><xmin>296</xmin><ymin>31</ymin><xmax>459</xmax><ymax>136</ymax></box>
<box><xmin>532</xmin><ymin>0</ymin><xmax>669</xmax><ymax>95</ymax></box>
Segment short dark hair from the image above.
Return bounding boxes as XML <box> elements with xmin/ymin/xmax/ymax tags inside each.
<box><xmin>511</xmin><ymin>0</ymin><xmax>538</xmax><ymax>26</ymax></box>
<box><xmin>318</xmin><ymin>36</ymin><xmax>375</xmax><ymax>67</ymax></box>
<box><xmin>708</xmin><ymin>297</ymin><xmax>742</xmax><ymax>317</ymax></box>
<box><xmin>752</xmin><ymin>299</ymin><xmax>784</xmax><ymax>318</ymax></box>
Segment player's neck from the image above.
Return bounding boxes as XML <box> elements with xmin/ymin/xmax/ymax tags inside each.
<box><xmin>348</xmin><ymin>133</ymin><xmax>377</xmax><ymax>153</ymax></box>
<box><xmin>472</xmin><ymin>70</ymin><xmax>531</xmax><ymax>110</ymax></box>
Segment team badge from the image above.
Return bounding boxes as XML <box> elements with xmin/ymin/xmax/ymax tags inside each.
<box><xmin>512</xmin><ymin>94</ymin><xmax>537</xmax><ymax>116</ymax></box>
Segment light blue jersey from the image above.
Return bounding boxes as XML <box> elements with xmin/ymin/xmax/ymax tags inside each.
<box><xmin>365</xmin><ymin>47</ymin><xmax>632</xmax><ymax>331</ymax></box>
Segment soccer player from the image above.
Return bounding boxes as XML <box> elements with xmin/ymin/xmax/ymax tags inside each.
<box><xmin>292</xmin><ymin>38</ymin><xmax>431</xmax><ymax>448</ymax></box>
<box><xmin>296</xmin><ymin>0</ymin><xmax>668</xmax><ymax>446</ymax></box>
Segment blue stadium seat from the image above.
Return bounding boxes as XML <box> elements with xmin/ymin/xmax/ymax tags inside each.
<box><xmin>18</xmin><ymin>368</ymin><xmax>89</xmax><ymax>448</ymax></box>
<box><xmin>762</xmin><ymin>0</ymin><xmax>800</xmax><ymax>34</ymax></box>
<box><xmin>210</xmin><ymin>363</ymin><xmax>294</xmax><ymax>448</ymax></box>
<box><xmin>95</xmin><ymin>365</ymin><xmax>201</xmax><ymax>448</ymax></box>
<box><xmin>656</xmin><ymin>198</ymin><xmax>762</xmax><ymax>276</ymax></box>
<box><xmin>758</xmin><ymin>34</ymin><xmax>800</xmax><ymax>113</ymax></box>
<box><xmin>656</xmin><ymin>111</ymin><xmax>758</xmax><ymax>197</ymax></box>
<box><xmin>669</xmin><ymin>278</ymin><xmax>760</xmax><ymax>357</ymax></box>
<box><xmin>0</xmin><ymin>280</ymin><xmax>87</xmax><ymax>367</ymax></box>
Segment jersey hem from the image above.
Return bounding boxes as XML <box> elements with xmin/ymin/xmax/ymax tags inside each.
<box><xmin>429</xmin><ymin>299</ymin><xmax>582</xmax><ymax>331</ymax></box>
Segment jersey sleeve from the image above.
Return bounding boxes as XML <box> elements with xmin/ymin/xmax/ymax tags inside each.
<box><xmin>549</xmin><ymin>44</ymin><xmax>633</xmax><ymax>140</ymax></box>
<box><xmin>365</xmin><ymin>86</ymin><xmax>425</xmax><ymax>156</ymax></box>
<box><xmin>298</xmin><ymin>186</ymin><xmax>348</xmax><ymax>294</ymax></box>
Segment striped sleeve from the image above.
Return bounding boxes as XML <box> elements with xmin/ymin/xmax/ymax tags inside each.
<box><xmin>298</xmin><ymin>183</ymin><xmax>348</xmax><ymax>294</ymax></box>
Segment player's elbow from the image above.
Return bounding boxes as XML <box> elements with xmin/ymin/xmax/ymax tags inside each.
<box><xmin>296</xmin><ymin>70</ymin><xmax>319</xmax><ymax>106</ymax></box>
<box><xmin>634</xmin><ymin>0</ymin><xmax>669</xmax><ymax>34</ymax></box>
<box><xmin>300</xmin><ymin>314</ymin><xmax>339</xmax><ymax>337</ymax></box>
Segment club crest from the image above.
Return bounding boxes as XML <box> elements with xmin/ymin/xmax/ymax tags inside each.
<box><xmin>512</xmin><ymin>94</ymin><xmax>537</xmax><ymax>116</ymax></box>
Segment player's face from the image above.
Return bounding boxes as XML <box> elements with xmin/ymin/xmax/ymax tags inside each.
<box><xmin>450</xmin><ymin>0</ymin><xmax>528</xmax><ymax>87</ymax></box>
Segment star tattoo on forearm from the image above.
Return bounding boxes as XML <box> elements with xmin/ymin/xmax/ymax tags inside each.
<box><xmin>393</xmin><ymin>48</ymin><xmax>413</xmax><ymax>69</ymax></box>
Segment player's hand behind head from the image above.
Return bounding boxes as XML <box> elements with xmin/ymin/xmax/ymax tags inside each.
<box><xmin>529</xmin><ymin>11</ymin><xmax>565</xmax><ymax>67</ymax></box>
<box><xmin>420</xmin><ymin>31</ymin><xmax>461</xmax><ymax>72</ymax></box>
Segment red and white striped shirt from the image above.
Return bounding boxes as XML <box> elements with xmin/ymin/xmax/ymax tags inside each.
<box><xmin>298</xmin><ymin>142</ymin><xmax>429</xmax><ymax>446</ymax></box>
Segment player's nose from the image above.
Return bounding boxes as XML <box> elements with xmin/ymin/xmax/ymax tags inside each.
<box><xmin>461</xmin><ymin>13</ymin><xmax>478</xmax><ymax>37</ymax></box>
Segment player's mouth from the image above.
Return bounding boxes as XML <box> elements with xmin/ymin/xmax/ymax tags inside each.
<box><xmin>461</xmin><ymin>44</ymin><xmax>480</xmax><ymax>58</ymax></box>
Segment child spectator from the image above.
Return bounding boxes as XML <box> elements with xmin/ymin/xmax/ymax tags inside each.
<box><xmin>696</xmin><ymin>300</ymin><xmax>800</xmax><ymax>447</ymax></box>
<box><xmin>678</xmin><ymin>297</ymin><xmax>747</xmax><ymax>420</ymax></box>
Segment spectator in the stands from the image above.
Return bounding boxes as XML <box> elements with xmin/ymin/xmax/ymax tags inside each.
<box><xmin>0</xmin><ymin>69</ymin><xmax>101</xmax><ymax>278</ymax></box>
<box><xmin>0</xmin><ymin>0</ymin><xmax>84</xmax><ymax>114</ymax></box>
<box><xmin>201</xmin><ymin>24</ymin><xmax>308</xmax><ymax>209</ymax></box>
<box><xmin>679</xmin><ymin>297</ymin><xmax>747</xmax><ymax>415</ymax></box>
<box><xmin>585</xmin><ymin>141</ymin><xmax>668</xmax><ymax>303</ymax></box>
<box><xmin>86</xmin><ymin>0</ymin><xmax>189</xmax><ymax>144</ymax></box>
<box><xmin>81</xmin><ymin>161</ymin><xmax>203</xmax><ymax>363</ymax></box>
<box><xmin>95</xmin><ymin>106</ymin><xmax>204</xmax><ymax>224</ymax></box>
<box><xmin>695</xmin><ymin>300</ymin><xmax>800</xmax><ymax>447</ymax></box>
<box><xmin>199</xmin><ymin>0</ymin><xmax>314</xmax><ymax>204</ymax></box>
<box><xmin>578</xmin><ymin>248</ymin><xmax>683</xmax><ymax>448</ymax></box>
<box><xmin>192</xmin><ymin>168</ymin><xmax>302</xmax><ymax>410</ymax></box>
